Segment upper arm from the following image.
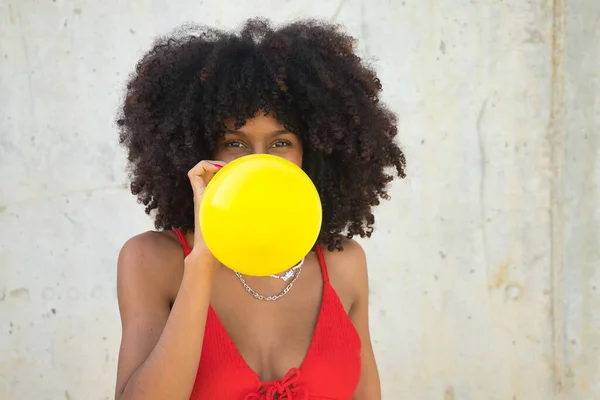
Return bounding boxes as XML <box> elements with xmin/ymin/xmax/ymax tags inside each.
<box><xmin>335</xmin><ymin>240</ymin><xmax>382</xmax><ymax>400</ymax></box>
<box><xmin>114</xmin><ymin>233</ymin><xmax>174</xmax><ymax>398</ymax></box>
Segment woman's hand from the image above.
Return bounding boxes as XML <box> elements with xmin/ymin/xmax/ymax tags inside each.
<box><xmin>186</xmin><ymin>160</ymin><xmax>226</xmax><ymax>259</ymax></box>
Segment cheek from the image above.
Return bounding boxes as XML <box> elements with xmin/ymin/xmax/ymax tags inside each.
<box><xmin>212</xmin><ymin>148</ymin><xmax>247</xmax><ymax>163</ymax></box>
<box><xmin>284</xmin><ymin>147</ymin><xmax>303</xmax><ymax>168</ymax></box>
<box><xmin>214</xmin><ymin>153</ymin><xmax>238</xmax><ymax>163</ymax></box>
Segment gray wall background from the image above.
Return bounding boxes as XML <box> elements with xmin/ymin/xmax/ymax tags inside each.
<box><xmin>1</xmin><ymin>0</ymin><xmax>598</xmax><ymax>399</ymax></box>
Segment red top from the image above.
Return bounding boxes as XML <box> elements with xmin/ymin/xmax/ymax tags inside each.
<box><xmin>172</xmin><ymin>229</ymin><xmax>361</xmax><ymax>400</ymax></box>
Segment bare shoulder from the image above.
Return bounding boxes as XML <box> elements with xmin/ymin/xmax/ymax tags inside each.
<box><xmin>323</xmin><ymin>238</ymin><xmax>367</xmax><ymax>273</ymax></box>
<box><xmin>114</xmin><ymin>231</ymin><xmax>187</xmax><ymax>397</ymax></box>
<box><xmin>117</xmin><ymin>230</ymin><xmax>185</xmax><ymax>303</ymax></box>
<box><xmin>119</xmin><ymin>230</ymin><xmax>184</xmax><ymax>264</ymax></box>
<box><xmin>320</xmin><ymin>238</ymin><xmax>369</xmax><ymax>311</ymax></box>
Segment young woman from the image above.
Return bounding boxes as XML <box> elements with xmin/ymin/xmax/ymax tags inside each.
<box><xmin>115</xmin><ymin>18</ymin><xmax>406</xmax><ymax>400</ymax></box>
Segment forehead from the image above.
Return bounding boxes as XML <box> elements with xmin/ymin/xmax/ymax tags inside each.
<box><xmin>224</xmin><ymin>112</ymin><xmax>290</xmax><ymax>137</ymax></box>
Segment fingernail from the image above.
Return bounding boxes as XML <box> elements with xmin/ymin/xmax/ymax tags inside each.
<box><xmin>213</xmin><ymin>163</ymin><xmax>224</xmax><ymax>169</ymax></box>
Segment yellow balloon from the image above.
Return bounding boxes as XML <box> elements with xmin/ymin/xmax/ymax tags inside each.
<box><xmin>199</xmin><ymin>154</ymin><xmax>322</xmax><ymax>276</ymax></box>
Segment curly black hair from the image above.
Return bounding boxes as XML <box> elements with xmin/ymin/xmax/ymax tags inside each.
<box><xmin>117</xmin><ymin>18</ymin><xmax>406</xmax><ymax>251</ymax></box>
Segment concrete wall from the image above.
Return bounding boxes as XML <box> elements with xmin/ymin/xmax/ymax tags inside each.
<box><xmin>0</xmin><ymin>0</ymin><xmax>598</xmax><ymax>399</ymax></box>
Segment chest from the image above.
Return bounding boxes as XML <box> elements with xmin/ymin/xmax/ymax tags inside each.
<box><xmin>209</xmin><ymin>262</ymin><xmax>328</xmax><ymax>382</ymax></box>
<box><xmin>190</xmin><ymin>270</ymin><xmax>362</xmax><ymax>400</ymax></box>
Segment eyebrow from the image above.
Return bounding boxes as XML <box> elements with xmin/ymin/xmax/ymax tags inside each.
<box><xmin>225</xmin><ymin>129</ymin><xmax>290</xmax><ymax>137</ymax></box>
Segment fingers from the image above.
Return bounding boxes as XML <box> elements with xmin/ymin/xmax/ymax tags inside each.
<box><xmin>187</xmin><ymin>160</ymin><xmax>225</xmax><ymax>196</ymax></box>
<box><xmin>188</xmin><ymin>160</ymin><xmax>225</xmax><ymax>251</ymax></box>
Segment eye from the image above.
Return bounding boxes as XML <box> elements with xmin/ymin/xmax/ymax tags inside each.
<box><xmin>271</xmin><ymin>140</ymin><xmax>291</xmax><ymax>148</ymax></box>
<box><xmin>224</xmin><ymin>140</ymin><xmax>246</xmax><ymax>148</ymax></box>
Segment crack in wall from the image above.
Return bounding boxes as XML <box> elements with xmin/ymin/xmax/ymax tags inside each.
<box><xmin>476</xmin><ymin>99</ymin><xmax>490</xmax><ymax>288</ymax></box>
<box><xmin>330</xmin><ymin>0</ymin><xmax>348</xmax><ymax>21</ymax></box>
<box><xmin>549</xmin><ymin>0</ymin><xmax>567</xmax><ymax>395</ymax></box>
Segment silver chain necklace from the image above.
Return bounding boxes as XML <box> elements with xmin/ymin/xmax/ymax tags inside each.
<box><xmin>269</xmin><ymin>258</ymin><xmax>305</xmax><ymax>281</ymax></box>
<box><xmin>234</xmin><ymin>266</ymin><xmax>302</xmax><ymax>301</ymax></box>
